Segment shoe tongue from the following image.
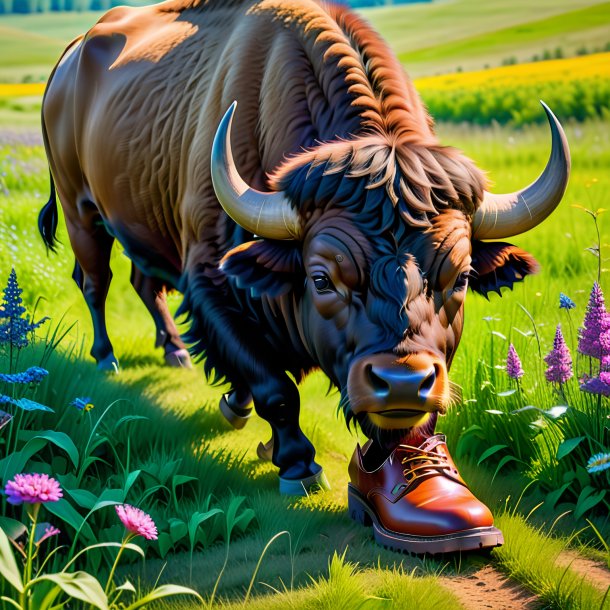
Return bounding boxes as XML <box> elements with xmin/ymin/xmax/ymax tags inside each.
<box><xmin>417</xmin><ymin>434</ymin><xmax>446</xmax><ymax>452</ymax></box>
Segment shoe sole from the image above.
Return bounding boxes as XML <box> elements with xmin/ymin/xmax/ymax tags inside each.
<box><xmin>348</xmin><ymin>484</ymin><xmax>504</xmax><ymax>555</ymax></box>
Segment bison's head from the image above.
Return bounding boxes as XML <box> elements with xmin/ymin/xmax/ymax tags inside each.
<box><xmin>212</xmin><ymin>102</ymin><xmax>570</xmax><ymax>447</ymax></box>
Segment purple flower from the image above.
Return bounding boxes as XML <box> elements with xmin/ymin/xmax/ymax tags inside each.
<box><xmin>544</xmin><ymin>325</ymin><xmax>573</xmax><ymax>384</ymax></box>
<box><xmin>5</xmin><ymin>473</ymin><xmax>63</xmax><ymax>505</ymax></box>
<box><xmin>587</xmin><ymin>452</ymin><xmax>610</xmax><ymax>474</ymax></box>
<box><xmin>580</xmin><ymin>372</ymin><xmax>610</xmax><ymax>396</ymax></box>
<box><xmin>578</xmin><ymin>282</ymin><xmax>610</xmax><ymax>360</ymax></box>
<box><xmin>559</xmin><ymin>293</ymin><xmax>576</xmax><ymax>310</ymax></box>
<box><xmin>115</xmin><ymin>504</ymin><xmax>158</xmax><ymax>540</ymax></box>
<box><xmin>506</xmin><ymin>344</ymin><xmax>524</xmax><ymax>380</ymax></box>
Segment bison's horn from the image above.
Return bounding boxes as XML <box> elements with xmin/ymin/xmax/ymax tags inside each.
<box><xmin>472</xmin><ymin>102</ymin><xmax>570</xmax><ymax>240</ymax></box>
<box><xmin>211</xmin><ymin>102</ymin><xmax>301</xmax><ymax>240</ymax></box>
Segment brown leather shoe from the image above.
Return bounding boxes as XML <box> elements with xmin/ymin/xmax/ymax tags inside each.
<box><xmin>348</xmin><ymin>434</ymin><xmax>504</xmax><ymax>554</ymax></box>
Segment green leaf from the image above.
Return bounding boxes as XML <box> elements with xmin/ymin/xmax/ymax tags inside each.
<box><xmin>123</xmin><ymin>470</ymin><xmax>141</xmax><ymax>497</ymax></box>
<box><xmin>0</xmin><ymin>438</ymin><xmax>47</xmax><ymax>482</ymax></box>
<box><xmin>168</xmin><ymin>518</ymin><xmax>187</xmax><ymax>545</ymax></box>
<box><xmin>45</xmin><ymin>499</ymin><xmax>95</xmax><ymax>543</ymax></box>
<box><xmin>13</xmin><ymin>398</ymin><xmax>54</xmax><ymax>413</ymax></box>
<box><xmin>477</xmin><ymin>444</ymin><xmax>508</xmax><ymax>465</ymax></box>
<box><xmin>123</xmin><ymin>584</ymin><xmax>202</xmax><ymax>610</ymax></box>
<box><xmin>34</xmin><ymin>572</ymin><xmax>108</xmax><ymax>610</ymax></box>
<box><xmin>188</xmin><ymin>509</ymin><xmax>222</xmax><ymax>549</ymax></box>
<box><xmin>157</xmin><ymin>532</ymin><xmax>173</xmax><ymax>559</ymax></box>
<box><xmin>113</xmin><ymin>415</ymin><xmax>149</xmax><ymax>432</ymax></box>
<box><xmin>66</xmin><ymin>489</ymin><xmax>98</xmax><ymax>510</ymax></box>
<box><xmin>556</xmin><ymin>436</ymin><xmax>585</xmax><ymax>461</ymax></box>
<box><xmin>0</xmin><ymin>527</ymin><xmax>24</xmax><ymax>593</ymax></box>
<box><xmin>29</xmin><ymin>432</ymin><xmax>79</xmax><ymax>469</ymax></box>
<box><xmin>545</xmin><ymin>482</ymin><xmax>571</xmax><ymax>510</ymax></box>
<box><xmin>575</xmin><ymin>489</ymin><xmax>606</xmax><ymax>521</ymax></box>
<box><xmin>492</xmin><ymin>455</ymin><xmax>522</xmax><ymax>481</ymax></box>
<box><xmin>0</xmin><ymin>516</ymin><xmax>26</xmax><ymax>541</ymax></box>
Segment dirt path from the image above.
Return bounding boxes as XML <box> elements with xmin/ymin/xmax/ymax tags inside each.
<box><xmin>440</xmin><ymin>565</ymin><xmax>538</xmax><ymax>610</ymax></box>
<box><xmin>556</xmin><ymin>550</ymin><xmax>610</xmax><ymax>592</ymax></box>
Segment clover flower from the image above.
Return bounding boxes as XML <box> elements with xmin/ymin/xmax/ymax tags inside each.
<box><xmin>0</xmin><ymin>367</ymin><xmax>49</xmax><ymax>385</ymax></box>
<box><xmin>559</xmin><ymin>293</ymin><xmax>576</xmax><ymax>310</ymax></box>
<box><xmin>587</xmin><ymin>452</ymin><xmax>610</xmax><ymax>474</ymax></box>
<box><xmin>0</xmin><ymin>269</ymin><xmax>49</xmax><ymax>349</ymax></box>
<box><xmin>544</xmin><ymin>325</ymin><xmax>573</xmax><ymax>384</ymax></box>
<box><xmin>115</xmin><ymin>504</ymin><xmax>158</xmax><ymax>540</ymax></box>
<box><xmin>506</xmin><ymin>344</ymin><xmax>524</xmax><ymax>380</ymax></box>
<box><xmin>578</xmin><ymin>282</ymin><xmax>610</xmax><ymax>360</ymax></box>
<box><xmin>70</xmin><ymin>396</ymin><xmax>94</xmax><ymax>411</ymax></box>
<box><xmin>5</xmin><ymin>473</ymin><xmax>63</xmax><ymax>505</ymax></box>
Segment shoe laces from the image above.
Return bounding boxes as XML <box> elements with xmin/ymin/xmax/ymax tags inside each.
<box><xmin>398</xmin><ymin>444</ymin><xmax>453</xmax><ymax>488</ymax></box>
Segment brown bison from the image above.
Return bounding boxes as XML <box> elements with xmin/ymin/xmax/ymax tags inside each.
<box><xmin>40</xmin><ymin>0</ymin><xmax>569</xmax><ymax>549</ymax></box>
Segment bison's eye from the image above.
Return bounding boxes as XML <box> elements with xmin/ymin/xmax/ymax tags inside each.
<box><xmin>313</xmin><ymin>273</ymin><xmax>333</xmax><ymax>294</ymax></box>
<box><xmin>453</xmin><ymin>271</ymin><xmax>470</xmax><ymax>292</ymax></box>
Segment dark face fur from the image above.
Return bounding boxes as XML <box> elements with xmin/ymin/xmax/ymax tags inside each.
<box><xmin>298</xmin><ymin>210</ymin><xmax>471</xmax><ymax>444</ymax></box>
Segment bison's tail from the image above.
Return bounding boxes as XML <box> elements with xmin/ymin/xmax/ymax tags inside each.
<box><xmin>38</xmin><ymin>172</ymin><xmax>59</xmax><ymax>253</ymax></box>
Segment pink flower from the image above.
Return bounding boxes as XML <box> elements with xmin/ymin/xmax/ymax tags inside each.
<box><xmin>578</xmin><ymin>282</ymin><xmax>610</xmax><ymax>360</ymax></box>
<box><xmin>115</xmin><ymin>504</ymin><xmax>158</xmax><ymax>540</ymax></box>
<box><xmin>544</xmin><ymin>325</ymin><xmax>573</xmax><ymax>384</ymax></box>
<box><xmin>5</xmin><ymin>474</ymin><xmax>63</xmax><ymax>505</ymax></box>
<box><xmin>37</xmin><ymin>525</ymin><xmax>60</xmax><ymax>546</ymax></box>
<box><xmin>506</xmin><ymin>344</ymin><xmax>524</xmax><ymax>380</ymax></box>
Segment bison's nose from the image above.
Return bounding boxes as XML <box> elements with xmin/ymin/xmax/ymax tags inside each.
<box><xmin>366</xmin><ymin>362</ymin><xmax>437</xmax><ymax>402</ymax></box>
<box><xmin>348</xmin><ymin>352</ymin><xmax>448</xmax><ymax>416</ymax></box>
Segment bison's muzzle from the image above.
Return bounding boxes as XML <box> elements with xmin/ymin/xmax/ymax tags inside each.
<box><xmin>347</xmin><ymin>352</ymin><xmax>449</xmax><ymax>431</ymax></box>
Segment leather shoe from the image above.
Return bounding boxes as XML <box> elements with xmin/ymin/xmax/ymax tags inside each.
<box><xmin>348</xmin><ymin>434</ymin><xmax>504</xmax><ymax>554</ymax></box>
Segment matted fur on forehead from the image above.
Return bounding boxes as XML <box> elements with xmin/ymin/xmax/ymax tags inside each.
<box><xmin>268</xmin><ymin>133</ymin><xmax>487</xmax><ymax>230</ymax></box>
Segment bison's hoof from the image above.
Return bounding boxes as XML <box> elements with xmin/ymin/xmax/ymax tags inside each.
<box><xmin>165</xmin><ymin>348</ymin><xmax>192</xmax><ymax>368</ymax></box>
<box><xmin>219</xmin><ymin>393</ymin><xmax>252</xmax><ymax>430</ymax></box>
<box><xmin>279</xmin><ymin>470</ymin><xmax>330</xmax><ymax>496</ymax></box>
<box><xmin>256</xmin><ymin>438</ymin><xmax>274</xmax><ymax>461</ymax></box>
<box><xmin>97</xmin><ymin>354</ymin><xmax>119</xmax><ymax>373</ymax></box>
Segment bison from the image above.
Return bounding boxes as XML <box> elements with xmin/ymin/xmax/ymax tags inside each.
<box><xmin>40</xmin><ymin>0</ymin><xmax>569</xmax><ymax>551</ymax></box>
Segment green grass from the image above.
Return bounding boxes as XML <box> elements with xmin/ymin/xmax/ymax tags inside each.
<box><xmin>362</xmin><ymin>0</ymin><xmax>610</xmax><ymax>75</ymax></box>
<box><xmin>398</xmin><ymin>3</ymin><xmax>610</xmax><ymax>75</ymax></box>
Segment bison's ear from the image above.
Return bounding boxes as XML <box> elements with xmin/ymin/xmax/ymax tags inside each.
<box><xmin>220</xmin><ymin>240</ymin><xmax>303</xmax><ymax>298</ymax></box>
<box><xmin>470</xmin><ymin>241</ymin><xmax>540</xmax><ymax>298</ymax></box>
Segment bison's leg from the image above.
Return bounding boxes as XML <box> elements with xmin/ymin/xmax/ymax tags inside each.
<box><xmin>65</xmin><ymin>213</ymin><xmax>118</xmax><ymax>372</ymax></box>
<box><xmin>181</xmin><ymin>272</ymin><xmax>325</xmax><ymax>493</ymax></box>
<box><xmin>129</xmin><ymin>265</ymin><xmax>191</xmax><ymax>368</ymax></box>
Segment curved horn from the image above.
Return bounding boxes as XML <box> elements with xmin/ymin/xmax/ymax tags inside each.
<box><xmin>211</xmin><ymin>102</ymin><xmax>301</xmax><ymax>240</ymax></box>
<box><xmin>472</xmin><ymin>102</ymin><xmax>571</xmax><ymax>240</ymax></box>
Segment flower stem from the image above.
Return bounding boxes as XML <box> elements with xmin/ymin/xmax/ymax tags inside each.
<box><xmin>21</xmin><ymin>503</ymin><xmax>40</xmax><ymax>610</ymax></box>
<box><xmin>105</xmin><ymin>534</ymin><xmax>133</xmax><ymax>596</ymax></box>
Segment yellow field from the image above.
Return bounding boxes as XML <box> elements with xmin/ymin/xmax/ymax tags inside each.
<box><xmin>0</xmin><ymin>82</ymin><xmax>45</xmax><ymax>97</ymax></box>
<box><xmin>414</xmin><ymin>52</ymin><xmax>610</xmax><ymax>91</ymax></box>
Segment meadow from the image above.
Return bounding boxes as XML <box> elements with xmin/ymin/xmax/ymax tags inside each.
<box><xmin>1</xmin><ymin>2</ymin><xmax>609</xmax><ymax>609</ymax></box>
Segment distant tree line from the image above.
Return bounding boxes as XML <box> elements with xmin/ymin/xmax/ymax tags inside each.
<box><xmin>0</xmin><ymin>0</ymin><xmax>431</xmax><ymax>15</ymax></box>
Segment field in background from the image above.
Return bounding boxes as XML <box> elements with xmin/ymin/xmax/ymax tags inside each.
<box><xmin>1</xmin><ymin>1</ymin><xmax>609</xmax><ymax>608</ymax></box>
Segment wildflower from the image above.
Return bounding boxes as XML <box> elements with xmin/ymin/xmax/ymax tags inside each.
<box><xmin>580</xmin><ymin>372</ymin><xmax>610</xmax><ymax>396</ymax></box>
<box><xmin>115</xmin><ymin>504</ymin><xmax>158</xmax><ymax>540</ymax></box>
<box><xmin>506</xmin><ymin>344</ymin><xmax>524</xmax><ymax>380</ymax></box>
<box><xmin>4</xmin><ymin>473</ymin><xmax>63</xmax><ymax>505</ymax></box>
<box><xmin>36</xmin><ymin>525</ymin><xmax>60</xmax><ymax>546</ymax></box>
<box><xmin>544</xmin><ymin>325</ymin><xmax>573</xmax><ymax>384</ymax></box>
<box><xmin>70</xmin><ymin>396</ymin><xmax>94</xmax><ymax>411</ymax></box>
<box><xmin>0</xmin><ymin>367</ymin><xmax>49</xmax><ymax>385</ymax></box>
<box><xmin>587</xmin><ymin>452</ymin><xmax>610</xmax><ymax>474</ymax></box>
<box><xmin>578</xmin><ymin>282</ymin><xmax>610</xmax><ymax>359</ymax></box>
<box><xmin>559</xmin><ymin>293</ymin><xmax>576</xmax><ymax>310</ymax></box>
<box><xmin>0</xmin><ymin>269</ymin><xmax>49</xmax><ymax>348</ymax></box>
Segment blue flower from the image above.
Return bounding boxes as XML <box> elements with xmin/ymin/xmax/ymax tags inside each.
<box><xmin>0</xmin><ymin>367</ymin><xmax>49</xmax><ymax>385</ymax></box>
<box><xmin>559</xmin><ymin>293</ymin><xmax>576</xmax><ymax>310</ymax></box>
<box><xmin>587</xmin><ymin>452</ymin><xmax>610</xmax><ymax>474</ymax></box>
<box><xmin>0</xmin><ymin>269</ymin><xmax>49</xmax><ymax>349</ymax></box>
<box><xmin>70</xmin><ymin>397</ymin><xmax>94</xmax><ymax>411</ymax></box>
